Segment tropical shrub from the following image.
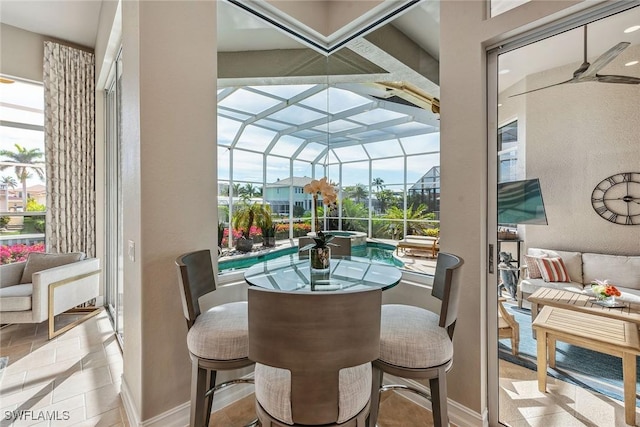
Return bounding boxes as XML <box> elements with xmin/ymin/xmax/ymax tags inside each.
<box><xmin>0</xmin><ymin>242</ymin><xmax>45</xmax><ymax>265</ymax></box>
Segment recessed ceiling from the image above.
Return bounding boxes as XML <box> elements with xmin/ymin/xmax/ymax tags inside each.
<box><xmin>0</xmin><ymin>0</ymin><xmax>102</xmax><ymax>48</ymax></box>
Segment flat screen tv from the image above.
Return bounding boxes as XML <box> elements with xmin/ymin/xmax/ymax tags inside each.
<box><xmin>498</xmin><ymin>178</ymin><xmax>547</xmax><ymax>225</ymax></box>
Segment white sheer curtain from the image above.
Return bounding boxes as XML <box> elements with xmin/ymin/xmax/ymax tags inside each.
<box><xmin>43</xmin><ymin>41</ymin><xmax>96</xmax><ymax>256</ymax></box>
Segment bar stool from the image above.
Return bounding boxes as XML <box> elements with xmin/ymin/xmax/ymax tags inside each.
<box><xmin>248</xmin><ymin>286</ymin><xmax>382</xmax><ymax>426</ymax></box>
<box><xmin>176</xmin><ymin>249</ymin><xmax>255</xmax><ymax>427</ymax></box>
<box><xmin>369</xmin><ymin>252</ymin><xmax>464</xmax><ymax>427</ymax></box>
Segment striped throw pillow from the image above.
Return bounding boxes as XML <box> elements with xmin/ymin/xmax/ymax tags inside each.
<box><xmin>535</xmin><ymin>257</ymin><xmax>571</xmax><ymax>282</ymax></box>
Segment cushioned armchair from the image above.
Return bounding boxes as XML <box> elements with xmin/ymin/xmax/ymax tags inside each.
<box><xmin>0</xmin><ymin>252</ymin><xmax>101</xmax><ymax>339</ymax></box>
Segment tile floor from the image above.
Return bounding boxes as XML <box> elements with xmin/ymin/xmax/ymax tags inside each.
<box><xmin>1</xmin><ymin>306</ymin><xmax>636</xmax><ymax>427</ymax></box>
<box><xmin>0</xmin><ymin>310</ymin><xmax>127</xmax><ymax>427</ymax></box>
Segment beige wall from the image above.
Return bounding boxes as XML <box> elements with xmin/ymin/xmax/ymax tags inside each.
<box><xmin>509</xmin><ymin>45</ymin><xmax>640</xmax><ymax>254</ymax></box>
<box><xmin>120</xmin><ymin>0</ymin><xmax>218</xmax><ymax>420</ymax></box>
<box><xmin>0</xmin><ymin>23</ymin><xmax>45</xmax><ymax>82</ymax></box>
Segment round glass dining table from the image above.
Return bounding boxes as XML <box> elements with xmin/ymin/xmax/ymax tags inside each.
<box><xmin>243</xmin><ymin>254</ymin><xmax>402</xmax><ymax>292</ymax></box>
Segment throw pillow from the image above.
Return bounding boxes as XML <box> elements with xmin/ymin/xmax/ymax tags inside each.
<box><xmin>20</xmin><ymin>252</ymin><xmax>85</xmax><ymax>284</ymax></box>
<box><xmin>535</xmin><ymin>257</ymin><xmax>571</xmax><ymax>283</ymax></box>
<box><xmin>524</xmin><ymin>254</ymin><xmax>547</xmax><ymax>279</ymax></box>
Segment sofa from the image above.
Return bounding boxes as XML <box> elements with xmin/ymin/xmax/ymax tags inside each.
<box><xmin>0</xmin><ymin>252</ymin><xmax>101</xmax><ymax>338</ymax></box>
<box><xmin>517</xmin><ymin>248</ymin><xmax>640</xmax><ymax>308</ymax></box>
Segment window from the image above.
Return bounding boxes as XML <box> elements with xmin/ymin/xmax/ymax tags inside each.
<box><xmin>217</xmin><ymin>83</ymin><xmax>442</xmax><ymax>246</ymax></box>
<box><xmin>498</xmin><ymin>120</ymin><xmax>518</xmax><ymax>183</ymax></box>
<box><xmin>0</xmin><ymin>78</ymin><xmax>46</xmax><ymax>263</ymax></box>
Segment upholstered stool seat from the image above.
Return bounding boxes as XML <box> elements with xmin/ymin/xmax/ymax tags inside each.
<box><xmin>186</xmin><ymin>301</ymin><xmax>248</xmax><ymax>360</ymax></box>
<box><xmin>176</xmin><ymin>250</ymin><xmax>255</xmax><ymax>427</ymax></box>
<box><xmin>379</xmin><ymin>305</ymin><xmax>453</xmax><ymax>369</ymax></box>
<box><xmin>254</xmin><ymin>362</ymin><xmax>371</xmax><ymax>425</ymax></box>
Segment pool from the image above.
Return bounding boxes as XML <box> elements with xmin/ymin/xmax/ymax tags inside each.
<box><xmin>219</xmin><ymin>242</ymin><xmax>403</xmax><ymax>272</ymax></box>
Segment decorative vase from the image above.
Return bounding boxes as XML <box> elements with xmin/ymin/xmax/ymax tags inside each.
<box><xmin>309</xmin><ymin>247</ymin><xmax>331</xmax><ymax>271</ymax></box>
<box><xmin>599</xmin><ymin>295</ymin><xmax>616</xmax><ymax>306</ymax></box>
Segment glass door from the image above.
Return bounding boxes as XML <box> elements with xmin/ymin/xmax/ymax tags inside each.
<box><xmin>489</xmin><ymin>5</ymin><xmax>640</xmax><ymax>425</ymax></box>
<box><xmin>105</xmin><ymin>50</ymin><xmax>124</xmax><ymax>345</ymax></box>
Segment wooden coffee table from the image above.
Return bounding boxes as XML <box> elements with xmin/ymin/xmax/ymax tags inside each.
<box><xmin>528</xmin><ymin>287</ymin><xmax>640</xmax><ymax>325</ymax></box>
<box><xmin>528</xmin><ymin>288</ymin><xmax>640</xmax><ymax>426</ymax></box>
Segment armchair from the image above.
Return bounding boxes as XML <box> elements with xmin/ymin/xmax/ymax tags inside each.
<box><xmin>0</xmin><ymin>252</ymin><xmax>101</xmax><ymax>339</ymax></box>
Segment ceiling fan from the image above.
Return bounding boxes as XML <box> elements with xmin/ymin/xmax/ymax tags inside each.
<box><xmin>510</xmin><ymin>25</ymin><xmax>640</xmax><ymax>97</ymax></box>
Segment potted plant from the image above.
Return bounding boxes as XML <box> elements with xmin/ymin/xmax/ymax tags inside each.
<box><xmin>232</xmin><ymin>200</ymin><xmax>272</xmax><ymax>252</ymax></box>
<box><xmin>261</xmin><ymin>223</ymin><xmax>276</xmax><ymax>247</ymax></box>
<box><xmin>255</xmin><ymin>205</ymin><xmax>276</xmax><ymax>247</ymax></box>
<box><xmin>217</xmin><ymin>222</ymin><xmax>226</xmax><ymax>254</ymax></box>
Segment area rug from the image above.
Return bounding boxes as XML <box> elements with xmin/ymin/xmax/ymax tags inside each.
<box><xmin>499</xmin><ymin>304</ymin><xmax>640</xmax><ymax>406</ymax></box>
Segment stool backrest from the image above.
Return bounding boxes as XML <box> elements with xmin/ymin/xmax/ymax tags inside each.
<box><xmin>248</xmin><ymin>287</ymin><xmax>381</xmax><ymax>424</ymax></box>
<box><xmin>175</xmin><ymin>250</ymin><xmax>216</xmax><ymax>328</ymax></box>
<box><xmin>431</xmin><ymin>252</ymin><xmax>464</xmax><ymax>338</ymax></box>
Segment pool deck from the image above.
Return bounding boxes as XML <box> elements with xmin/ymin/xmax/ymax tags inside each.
<box><xmin>219</xmin><ymin>237</ymin><xmax>437</xmax><ymax>275</ymax></box>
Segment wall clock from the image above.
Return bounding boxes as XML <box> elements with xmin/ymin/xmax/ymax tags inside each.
<box><xmin>591</xmin><ymin>172</ymin><xmax>640</xmax><ymax>225</ymax></box>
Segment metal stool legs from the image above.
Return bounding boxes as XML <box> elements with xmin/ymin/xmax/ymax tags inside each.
<box><xmin>190</xmin><ymin>363</ymin><xmax>256</xmax><ymax>427</ymax></box>
<box><xmin>369</xmin><ymin>366</ymin><xmax>450</xmax><ymax>427</ymax></box>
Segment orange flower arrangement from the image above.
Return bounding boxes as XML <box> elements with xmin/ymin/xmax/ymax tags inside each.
<box><xmin>590</xmin><ymin>279</ymin><xmax>621</xmax><ymax>300</ymax></box>
<box><xmin>303</xmin><ymin>177</ymin><xmax>338</xmax><ymax>233</ymax></box>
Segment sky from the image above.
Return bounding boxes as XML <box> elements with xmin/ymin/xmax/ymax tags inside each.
<box><xmin>217</xmin><ymin>85</ymin><xmax>441</xmax><ymax>188</ymax></box>
<box><xmin>1</xmin><ymin>79</ymin><xmax>441</xmax><ymax>190</ymax></box>
<box><xmin>0</xmin><ymin>79</ymin><xmax>46</xmax><ymax>188</ymax></box>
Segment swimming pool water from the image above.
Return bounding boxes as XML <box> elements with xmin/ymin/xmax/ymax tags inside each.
<box><xmin>219</xmin><ymin>242</ymin><xmax>402</xmax><ymax>272</ymax></box>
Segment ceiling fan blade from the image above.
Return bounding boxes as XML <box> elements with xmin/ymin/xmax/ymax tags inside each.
<box><xmin>509</xmin><ymin>79</ymin><xmax>574</xmax><ymax>97</ymax></box>
<box><xmin>581</xmin><ymin>42</ymin><xmax>630</xmax><ymax>78</ymax></box>
<box><xmin>596</xmin><ymin>74</ymin><xmax>640</xmax><ymax>84</ymax></box>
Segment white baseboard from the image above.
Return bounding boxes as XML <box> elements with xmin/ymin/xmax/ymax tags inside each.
<box><xmin>121</xmin><ymin>372</ymin><xmax>485</xmax><ymax>427</ymax></box>
<box><xmin>120</xmin><ymin>377</ymin><xmax>141</xmax><ymax>427</ymax></box>
<box><xmin>120</xmin><ymin>373</ymin><xmax>255</xmax><ymax>427</ymax></box>
<box><xmin>382</xmin><ymin>374</ymin><xmax>486</xmax><ymax>427</ymax></box>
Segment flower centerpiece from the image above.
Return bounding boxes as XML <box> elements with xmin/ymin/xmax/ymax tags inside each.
<box><xmin>302</xmin><ymin>177</ymin><xmax>338</xmax><ymax>271</ymax></box>
<box><xmin>303</xmin><ymin>177</ymin><xmax>338</xmax><ymax>234</ymax></box>
<box><xmin>590</xmin><ymin>279</ymin><xmax>621</xmax><ymax>304</ymax></box>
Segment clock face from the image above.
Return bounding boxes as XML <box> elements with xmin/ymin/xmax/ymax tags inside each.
<box><xmin>591</xmin><ymin>172</ymin><xmax>640</xmax><ymax>225</ymax></box>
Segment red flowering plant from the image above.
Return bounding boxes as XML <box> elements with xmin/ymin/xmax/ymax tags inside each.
<box><xmin>0</xmin><ymin>243</ymin><xmax>45</xmax><ymax>265</ymax></box>
<box><xmin>590</xmin><ymin>279</ymin><xmax>621</xmax><ymax>300</ymax></box>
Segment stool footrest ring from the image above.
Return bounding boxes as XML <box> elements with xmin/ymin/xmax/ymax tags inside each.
<box><xmin>205</xmin><ymin>378</ymin><xmax>254</xmax><ymax>397</ymax></box>
<box><xmin>380</xmin><ymin>383</ymin><xmax>432</xmax><ymax>402</ymax></box>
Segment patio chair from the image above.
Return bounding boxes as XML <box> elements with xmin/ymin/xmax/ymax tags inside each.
<box><xmin>0</xmin><ymin>251</ymin><xmax>101</xmax><ymax>339</ymax></box>
<box><xmin>498</xmin><ymin>297</ymin><xmax>519</xmax><ymax>355</ymax></box>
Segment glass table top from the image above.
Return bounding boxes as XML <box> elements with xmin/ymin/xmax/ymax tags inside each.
<box><xmin>243</xmin><ymin>254</ymin><xmax>402</xmax><ymax>292</ymax></box>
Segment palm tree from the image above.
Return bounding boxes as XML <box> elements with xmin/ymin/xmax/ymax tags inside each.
<box><xmin>372</xmin><ymin>177</ymin><xmax>385</xmax><ymax>193</ymax></box>
<box><xmin>1</xmin><ymin>175</ymin><xmax>18</xmax><ymax>212</ymax></box>
<box><xmin>231</xmin><ymin>183</ymin><xmax>242</xmax><ymax>198</ymax></box>
<box><xmin>242</xmin><ymin>183</ymin><xmax>258</xmax><ymax>198</ymax></box>
<box><xmin>0</xmin><ymin>144</ymin><xmax>44</xmax><ymax>209</ymax></box>
<box><xmin>381</xmin><ymin>203</ymin><xmax>431</xmax><ymax>239</ymax></box>
<box><xmin>375</xmin><ymin>189</ymin><xmax>397</xmax><ymax>213</ymax></box>
<box><xmin>346</xmin><ymin>184</ymin><xmax>368</xmax><ymax>204</ymax></box>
